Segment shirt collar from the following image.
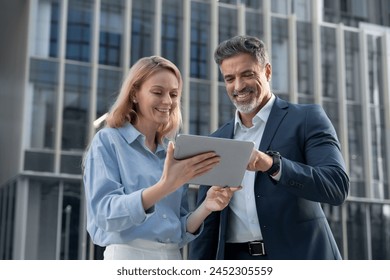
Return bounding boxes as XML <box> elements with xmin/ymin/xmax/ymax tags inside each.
<box><xmin>117</xmin><ymin>122</ymin><xmax>141</xmax><ymax>144</ymax></box>
<box><xmin>234</xmin><ymin>93</ymin><xmax>275</xmax><ymax>133</ymax></box>
<box><xmin>117</xmin><ymin>122</ymin><xmax>168</xmax><ymax>154</ymax></box>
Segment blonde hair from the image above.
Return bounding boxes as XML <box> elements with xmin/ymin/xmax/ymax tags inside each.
<box><xmin>105</xmin><ymin>56</ymin><xmax>183</xmax><ymax>143</ymax></box>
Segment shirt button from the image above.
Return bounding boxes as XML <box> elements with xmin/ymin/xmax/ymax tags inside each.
<box><xmin>162</xmin><ymin>214</ymin><xmax>167</xmax><ymax>218</ymax></box>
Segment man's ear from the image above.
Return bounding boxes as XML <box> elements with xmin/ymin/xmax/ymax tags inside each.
<box><xmin>265</xmin><ymin>63</ymin><xmax>272</xmax><ymax>81</ymax></box>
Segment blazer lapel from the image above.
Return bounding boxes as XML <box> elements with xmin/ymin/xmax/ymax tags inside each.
<box><xmin>259</xmin><ymin>97</ymin><xmax>288</xmax><ymax>151</ymax></box>
<box><xmin>212</xmin><ymin>119</ymin><xmax>235</xmax><ymax>139</ymax></box>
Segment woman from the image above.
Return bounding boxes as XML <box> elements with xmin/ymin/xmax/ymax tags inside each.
<box><xmin>83</xmin><ymin>56</ymin><xmax>240</xmax><ymax>260</ymax></box>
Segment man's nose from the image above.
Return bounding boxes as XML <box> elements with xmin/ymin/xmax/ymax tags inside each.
<box><xmin>234</xmin><ymin>78</ymin><xmax>245</xmax><ymax>92</ymax></box>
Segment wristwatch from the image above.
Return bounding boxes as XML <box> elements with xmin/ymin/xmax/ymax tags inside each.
<box><xmin>265</xmin><ymin>151</ymin><xmax>281</xmax><ymax>176</ymax></box>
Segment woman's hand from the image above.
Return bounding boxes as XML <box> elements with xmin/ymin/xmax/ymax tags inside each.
<box><xmin>203</xmin><ymin>186</ymin><xmax>242</xmax><ymax>212</ymax></box>
<box><xmin>142</xmin><ymin>141</ymin><xmax>220</xmax><ymax>210</ymax></box>
<box><xmin>160</xmin><ymin>141</ymin><xmax>221</xmax><ymax>193</ymax></box>
<box><xmin>186</xmin><ymin>185</ymin><xmax>241</xmax><ymax>233</ymax></box>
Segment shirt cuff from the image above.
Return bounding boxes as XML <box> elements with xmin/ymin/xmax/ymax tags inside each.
<box><xmin>179</xmin><ymin>212</ymin><xmax>204</xmax><ymax>248</ymax></box>
<box><xmin>127</xmin><ymin>188</ymin><xmax>155</xmax><ymax>225</ymax></box>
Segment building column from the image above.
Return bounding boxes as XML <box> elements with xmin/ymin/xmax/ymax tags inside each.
<box><xmin>12</xmin><ymin>178</ymin><xmax>29</xmax><ymax>259</ymax></box>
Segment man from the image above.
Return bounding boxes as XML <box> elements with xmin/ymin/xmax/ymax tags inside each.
<box><xmin>189</xmin><ymin>35</ymin><xmax>349</xmax><ymax>260</ymax></box>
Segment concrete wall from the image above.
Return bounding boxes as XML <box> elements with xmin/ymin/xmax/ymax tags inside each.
<box><xmin>0</xmin><ymin>0</ymin><xmax>30</xmax><ymax>185</ymax></box>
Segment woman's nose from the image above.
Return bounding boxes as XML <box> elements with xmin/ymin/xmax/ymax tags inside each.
<box><xmin>162</xmin><ymin>93</ymin><xmax>172</xmax><ymax>104</ymax></box>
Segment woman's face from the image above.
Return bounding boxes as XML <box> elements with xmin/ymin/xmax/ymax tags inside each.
<box><xmin>135</xmin><ymin>69</ymin><xmax>180</xmax><ymax>130</ymax></box>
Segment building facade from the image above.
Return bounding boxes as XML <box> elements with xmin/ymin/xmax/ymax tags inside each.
<box><xmin>0</xmin><ymin>0</ymin><xmax>389</xmax><ymax>260</ymax></box>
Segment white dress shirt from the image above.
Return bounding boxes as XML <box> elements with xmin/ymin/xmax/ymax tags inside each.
<box><xmin>226</xmin><ymin>94</ymin><xmax>276</xmax><ymax>243</ymax></box>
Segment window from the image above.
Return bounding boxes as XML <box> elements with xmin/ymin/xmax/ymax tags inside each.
<box><xmin>131</xmin><ymin>0</ymin><xmax>154</xmax><ymax>62</ymax></box>
<box><xmin>161</xmin><ymin>0</ymin><xmax>183</xmax><ymax>65</ymax></box>
<box><xmin>190</xmin><ymin>1</ymin><xmax>211</xmax><ymax>79</ymax></box>
<box><xmin>99</xmin><ymin>0</ymin><xmax>124</xmax><ymax>66</ymax></box>
<box><xmin>66</xmin><ymin>0</ymin><xmax>93</xmax><ymax>62</ymax></box>
<box><xmin>62</xmin><ymin>64</ymin><xmax>90</xmax><ymax>151</ymax></box>
<box><xmin>189</xmin><ymin>81</ymin><xmax>211</xmax><ymax>135</ymax></box>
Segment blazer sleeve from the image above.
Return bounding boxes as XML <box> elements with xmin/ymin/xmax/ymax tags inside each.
<box><xmin>277</xmin><ymin>105</ymin><xmax>349</xmax><ymax>205</ymax></box>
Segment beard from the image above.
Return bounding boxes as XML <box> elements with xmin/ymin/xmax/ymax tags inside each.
<box><xmin>233</xmin><ymin>98</ymin><xmax>258</xmax><ymax>114</ymax></box>
<box><xmin>231</xmin><ymin>87</ymin><xmax>259</xmax><ymax>114</ymax></box>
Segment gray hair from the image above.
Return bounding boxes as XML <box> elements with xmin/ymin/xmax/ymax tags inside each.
<box><xmin>214</xmin><ymin>35</ymin><xmax>269</xmax><ymax>67</ymax></box>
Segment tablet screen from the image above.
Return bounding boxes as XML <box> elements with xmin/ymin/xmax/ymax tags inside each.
<box><xmin>174</xmin><ymin>134</ymin><xmax>255</xmax><ymax>187</ymax></box>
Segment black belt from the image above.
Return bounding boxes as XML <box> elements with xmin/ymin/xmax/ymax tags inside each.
<box><xmin>226</xmin><ymin>240</ymin><xmax>266</xmax><ymax>256</ymax></box>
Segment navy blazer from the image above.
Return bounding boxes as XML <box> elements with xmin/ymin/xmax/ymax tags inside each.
<box><xmin>189</xmin><ymin>97</ymin><xmax>349</xmax><ymax>260</ymax></box>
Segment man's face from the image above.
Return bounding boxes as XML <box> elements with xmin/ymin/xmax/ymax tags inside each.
<box><xmin>220</xmin><ymin>53</ymin><xmax>272</xmax><ymax>117</ymax></box>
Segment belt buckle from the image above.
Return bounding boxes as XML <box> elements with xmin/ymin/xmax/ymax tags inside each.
<box><xmin>248</xmin><ymin>241</ymin><xmax>265</xmax><ymax>256</ymax></box>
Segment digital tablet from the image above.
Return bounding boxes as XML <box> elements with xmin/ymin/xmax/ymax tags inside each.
<box><xmin>173</xmin><ymin>134</ymin><xmax>255</xmax><ymax>187</ymax></box>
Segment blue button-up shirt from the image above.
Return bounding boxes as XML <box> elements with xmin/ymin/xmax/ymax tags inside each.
<box><xmin>83</xmin><ymin>123</ymin><xmax>199</xmax><ymax>248</ymax></box>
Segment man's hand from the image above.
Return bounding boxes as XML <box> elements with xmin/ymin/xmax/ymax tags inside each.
<box><xmin>247</xmin><ymin>149</ymin><xmax>273</xmax><ymax>172</ymax></box>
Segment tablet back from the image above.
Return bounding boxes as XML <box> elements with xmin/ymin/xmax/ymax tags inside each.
<box><xmin>174</xmin><ymin>134</ymin><xmax>255</xmax><ymax>187</ymax></box>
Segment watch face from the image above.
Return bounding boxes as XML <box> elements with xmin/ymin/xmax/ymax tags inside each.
<box><xmin>266</xmin><ymin>151</ymin><xmax>280</xmax><ymax>156</ymax></box>
<box><xmin>265</xmin><ymin>151</ymin><xmax>281</xmax><ymax>175</ymax></box>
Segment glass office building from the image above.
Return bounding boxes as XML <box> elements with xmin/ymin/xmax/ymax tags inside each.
<box><xmin>0</xmin><ymin>0</ymin><xmax>389</xmax><ymax>260</ymax></box>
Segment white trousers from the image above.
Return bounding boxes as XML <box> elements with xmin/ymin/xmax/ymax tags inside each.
<box><xmin>103</xmin><ymin>239</ymin><xmax>182</xmax><ymax>260</ymax></box>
